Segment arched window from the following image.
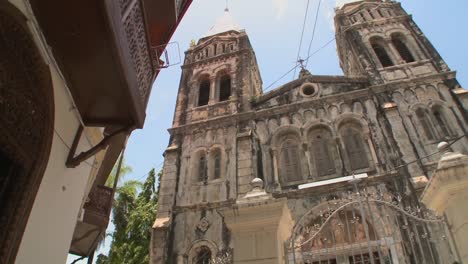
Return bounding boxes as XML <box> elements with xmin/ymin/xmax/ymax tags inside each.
<box><xmin>391</xmin><ymin>34</ymin><xmax>415</xmax><ymax>63</ymax></box>
<box><xmin>279</xmin><ymin>138</ymin><xmax>303</xmax><ymax>183</ymax></box>
<box><xmin>415</xmin><ymin>108</ymin><xmax>436</xmax><ymax>140</ymax></box>
<box><xmin>219</xmin><ymin>75</ymin><xmax>231</xmax><ymax>101</ymax></box>
<box><xmin>209</xmin><ymin>148</ymin><xmax>222</xmax><ymax>180</ymax></box>
<box><xmin>198</xmin><ymin>79</ymin><xmax>210</xmax><ymax>106</ymax></box>
<box><xmin>214</xmin><ymin>154</ymin><xmax>221</xmax><ymax>179</ymax></box>
<box><xmin>370</xmin><ymin>37</ymin><xmax>394</xmax><ymax>67</ymax></box>
<box><xmin>432</xmin><ymin>106</ymin><xmax>451</xmax><ymax>138</ymax></box>
<box><xmin>198</xmin><ymin>154</ymin><xmax>207</xmax><ymax>182</ymax></box>
<box><xmin>341</xmin><ymin>126</ymin><xmax>369</xmax><ymax>171</ymax></box>
<box><xmin>194</xmin><ymin>246</ymin><xmax>212</xmax><ymax>264</ymax></box>
<box><xmin>309</xmin><ymin>128</ymin><xmax>336</xmax><ymax>177</ymax></box>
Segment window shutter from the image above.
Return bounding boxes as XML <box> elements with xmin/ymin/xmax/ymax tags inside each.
<box><xmin>343</xmin><ymin>128</ymin><xmax>369</xmax><ymax>171</ymax></box>
<box><xmin>312</xmin><ymin>135</ymin><xmax>336</xmax><ymax>177</ymax></box>
<box><xmin>433</xmin><ymin>110</ymin><xmax>451</xmax><ymax>138</ymax></box>
<box><xmin>281</xmin><ymin>139</ymin><xmax>302</xmax><ymax>182</ymax></box>
<box><xmin>416</xmin><ymin>109</ymin><xmax>436</xmax><ymax>140</ymax></box>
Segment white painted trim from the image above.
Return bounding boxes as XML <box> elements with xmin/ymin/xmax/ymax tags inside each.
<box><xmin>298</xmin><ymin>173</ymin><xmax>368</xmax><ymax>189</ymax></box>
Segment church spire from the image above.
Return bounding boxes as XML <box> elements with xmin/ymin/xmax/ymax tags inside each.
<box><xmin>203</xmin><ymin>6</ymin><xmax>242</xmax><ymax>38</ymax></box>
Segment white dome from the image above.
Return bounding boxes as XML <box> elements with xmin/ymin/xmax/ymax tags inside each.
<box><xmin>203</xmin><ymin>9</ymin><xmax>242</xmax><ymax>37</ymax></box>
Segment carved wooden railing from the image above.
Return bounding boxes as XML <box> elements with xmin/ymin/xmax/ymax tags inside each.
<box><xmin>83</xmin><ymin>185</ymin><xmax>113</xmax><ymax>227</ymax></box>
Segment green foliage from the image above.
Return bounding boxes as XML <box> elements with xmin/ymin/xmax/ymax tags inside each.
<box><xmin>95</xmin><ymin>254</ymin><xmax>109</xmax><ymax>264</ymax></box>
<box><xmin>105</xmin><ymin>158</ymin><xmax>133</xmax><ymax>187</ymax></box>
<box><xmin>98</xmin><ymin>169</ymin><xmax>159</xmax><ymax>264</ymax></box>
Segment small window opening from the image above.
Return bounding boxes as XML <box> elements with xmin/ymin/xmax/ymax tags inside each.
<box><xmin>391</xmin><ymin>35</ymin><xmax>415</xmax><ymax>63</ymax></box>
<box><xmin>222</xmin><ymin>44</ymin><xmax>226</xmax><ymax>53</ymax></box>
<box><xmin>416</xmin><ymin>108</ymin><xmax>436</xmax><ymax>140</ymax></box>
<box><xmin>213</xmin><ymin>44</ymin><xmax>217</xmax><ymax>56</ymax></box>
<box><xmin>371</xmin><ymin>40</ymin><xmax>394</xmax><ymax>67</ymax></box>
<box><xmin>302</xmin><ymin>84</ymin><xmax>316</xmax><ymax>96</ymax></box>
<box><xmin>433</xmin><ymin>110</ymin><xmax>451</xmax><ymax>137</ymax></box>
<box><xmin>198</xmin><ymin>80</ymin><xmax>210</xmax><ymax>106</ymax></box>
<box><xmin>377</xmin><ymin>9</ymin><xmax>384</xmax><ymax>18</ymax></box>
<box><xmin>311</xmin><ymin>130</ymin><xmax>336</xmax><ymax>177</ymax></box>
<box><xmin>214</xmin><ymin>153</ymin><xmax>221</xmax><ymax>179</ymax></box>
<box><xmin>342</xmin><ymin>127</ymin><xmax>369</xmax><ymax>171</ymax></box>
<box><xmin>368</xmin><ymin>9</ymin><xmax>375</xmax><ymax>19</ymax></box>
<box><xmin>219</xmin><ymin>75</ymin><xmax>231</xmax><ymax>101</ymax></box>
<box><xmin>230</xmin><ymin>44</ymin><xmax>234</xmax><ymax>51</ymax></box>
<box><xmin>280</xmin><ymin>139</ymin><xmax>302</xmax><ymax>182</ymax></box>
<box><xmin>205</xmin><ymin>49</ymin><xmax>208</xmax><ymax>57</ymax></box>
<box><xmin>359</xmin><ymin>12</ymin><xmax>366</xmax><ymax>21</ymax></box>
<box><xmin>198</xmin><ymin>155</ymin><xmax>207</xmax><ymax>182</ymax></box>
<box><xmin>195</xmin><ymin>246</ymin><xmax>212</xmax><ymax>264</ymax></box>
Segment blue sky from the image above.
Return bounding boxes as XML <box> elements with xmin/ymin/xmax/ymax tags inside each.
<box><xmin>68</xmin><ymin>0</ymin><xmax>468</xmax><ymax>262</ymax></box>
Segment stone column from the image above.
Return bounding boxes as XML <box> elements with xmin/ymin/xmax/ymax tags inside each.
<box><xmin>421</xmin><ymin>142</ymin><xmax>468</xmax><ymax>264</ymax></box>
<box><xmin>209</xmin><ymin>77</ymin><xmax>216</xmax><ymax>105</ymax></box>
<box><xmin>382</xmin><ymin>103</ymin><xmax>424</xmax><ymax>177</ymax></box>
<box><xmin>151</xmin><ymin>145</ymin><xmax>179</xmax><ymax>264</ymax></box>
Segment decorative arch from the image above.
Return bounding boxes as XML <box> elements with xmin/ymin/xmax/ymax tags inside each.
<box><xmin>271</xmin><ymin>127</ymin><xmax>304</xmax><ymax>184</ymax></box>
<box><xmin>271</xmin><ymin>125</ymin><xmax>302</xmax><ymax>147</ymax></box>
<box><xmin>334</xmin><ymin>113</ymin><xmax>370</xmax><ymax>133</ymax></box>
<box><xmin>390</xmin><ymin>32</ymin><xmax>415</xmax><ymax>63</ymax></box>
<box><xmin>191</xmin><ymin>148</ymin><xmax>208</xmax><ymax>183</ymax></box>
<box><xmin>306</xmin><ymin>125</ymin><xmax>339</xmax><ymax>178</ymax></box>
<box><xmin>412</xmin><ymin>106</ymin><xmax>437</xmax><ymax>141</ymax></box>
<box><xmin>208</xmin><ymin>145</ymin><xmax>225</xmax><ymax>180</ymax></box>
<box><xmin>337</xmin><ymin>119</ymin><xmax>372</xmax><ymax>172</ymax></box>
<box><xmin>214</xmin><ymin>67</ymin><xmax>232</xmax><ymax>102</ymax></box>
<box><xmin>187</xmin><ymin>240</ymin><xmax>219</xmax><ymax>264</ymax></box>
<box><xmin>278</xmin><ymin>135</ymin><xmax>304</xmax><ymax>184</ymax></box>
<box><xmin>0</xmin><ymin>2</ymin><xmax>55</xmax><ymax>262</ymax></box>
<box><xmin>197</xmin><ymin>74</ymin><xmax>211</xmax><ymax>106</ymax></box>
<box><xmin>430</xmin><ymin>103</ymin><xmax>454</xmax><ymax>138</ymax></box>
<box><xmin>369</xmin><ymin>36</ymin><xmax>394</xmax><ymax>67</ymax></box>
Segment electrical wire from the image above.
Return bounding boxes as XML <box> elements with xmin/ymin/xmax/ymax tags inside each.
<box><xmin>305</xmin><ymin>0</ymin><xmax>323</xmax><ymax>68</ymax></box>
<box><xmin>135</xmin><ymin>160</ymin><xmax>165</xmax><ymax>182</ymax></box>
<box><xmin>53</xmin><ymin>128</ymin><xmax>100</xmax><ymax>170</ymax></box>
<box><xmin>394</xmin><ymin>133</ymin><xmax>467</xmax><ymax>170</ymax></box>
<box><xmin>292</xmin><ymin>0</ymin><xmax>311</xmax><ymax>80</ymax></box>
<box><xmin>263</xmin><ymin>37</ymin><xmax>336</xmax><ymax>92</ymax></box>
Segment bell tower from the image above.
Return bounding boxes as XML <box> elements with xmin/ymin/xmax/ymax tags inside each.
<box><xmin>172</xmin><ymin>8</ymin><xmax>262</xmax><ymax>128</ymax></box>
<box><xmin>334</xmin><ymin>0</ymin><xmax>450</xmax><ymax>84</ymax></box>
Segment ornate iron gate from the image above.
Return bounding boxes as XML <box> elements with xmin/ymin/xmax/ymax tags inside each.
<box><xmin>287</xmin><ymin>183</ymin><xmax>458</xmax><ymax>264</ymax></box>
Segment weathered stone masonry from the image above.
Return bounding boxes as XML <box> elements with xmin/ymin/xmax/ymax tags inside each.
<box><xmin>152</xmin><ymin>2</ymin><xmax>468</xmax><ymax>263</ymax></box>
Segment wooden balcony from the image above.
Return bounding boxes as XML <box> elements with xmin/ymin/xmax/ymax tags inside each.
<box><xmin>29</xmin><ymin>0</ymin><xmax>192</xmax><ymax>129</ymax></box>
<box><xmin>69</xmin><ymin>185</ymin><xmax>113</xmax><ymax>257</ymax></box>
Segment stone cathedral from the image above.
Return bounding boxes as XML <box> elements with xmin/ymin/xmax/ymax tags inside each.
<box><xmin>151</xmin><ymin>1</ymin><xmax>468</xmax><ymax>264</ymax></box>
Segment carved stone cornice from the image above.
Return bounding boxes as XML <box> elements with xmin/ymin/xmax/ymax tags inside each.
<box><xmin>368</xmin><ymin>71</ymin><xmax>456</xmax><ymax>94</ymax></box>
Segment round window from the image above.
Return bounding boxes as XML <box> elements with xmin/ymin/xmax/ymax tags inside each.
<box><xmin>301</xmin><ymin>83</ymin><xmax>318</xmax><ymax>97</ymax></box>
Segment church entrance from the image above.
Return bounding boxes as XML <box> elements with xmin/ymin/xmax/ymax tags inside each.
<box><xmin>288</xmin><ymin>185</ymin><xmax>457</xmax><ymax>264</ymax></box>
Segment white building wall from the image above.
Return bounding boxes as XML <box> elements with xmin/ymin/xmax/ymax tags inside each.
<box><xmin>9</xmin><ymin>1</ymin><xmax>104</xmax><ymax>263</ymax></box>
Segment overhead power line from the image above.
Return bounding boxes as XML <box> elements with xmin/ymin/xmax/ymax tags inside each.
<box><xmin>305</xmin><ymin>0</ymin><xmax>323</xmax><ymax>68</ymax></box>
<box><xmin>264</xmin><ymin>37</ymin><xmax>336</xmax><ymax>92</ymax></box>
<box><xmin>292</xmin><ymin>0</ymin><xmax>311</xmax><ymax>80</ymax></box>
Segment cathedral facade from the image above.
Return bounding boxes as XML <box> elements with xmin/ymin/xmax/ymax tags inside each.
<box><xmin>151</xmin><ymin>1</ymin><xmax>468</xmax><ymax>263</ymax></box>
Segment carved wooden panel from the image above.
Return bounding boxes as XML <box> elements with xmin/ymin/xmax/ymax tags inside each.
<box><xmin>122</xmin><ymin>1</ymin><xmax>153</xmax><ymax>105</ymax></box>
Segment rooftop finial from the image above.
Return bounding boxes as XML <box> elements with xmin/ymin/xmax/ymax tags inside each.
<box><xmin>225</xmin><ymin>0</ymin><xmax>229</xmax><ymax>12</ymax></box>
